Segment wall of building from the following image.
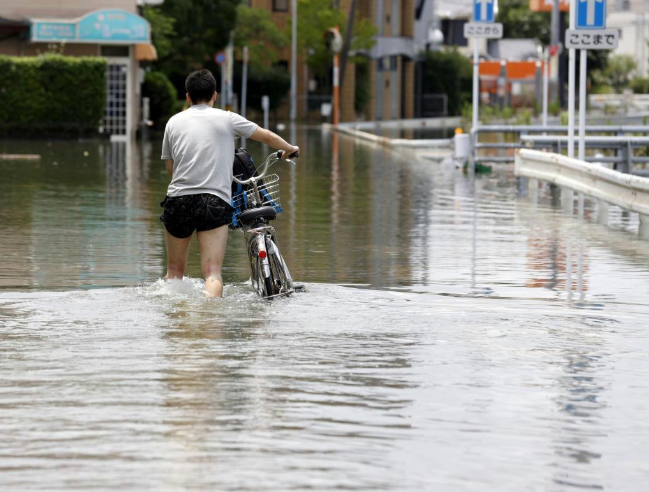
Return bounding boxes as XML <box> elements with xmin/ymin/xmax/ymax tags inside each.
<box><xmin>0</xmin><ymin>0</ymin><xmax>136</xmax><ymax>19</ymax></box>
<box><xmin>609</xmin><ymin>12</ymin><xmax>649</xmax><ymax>77</ymax></box>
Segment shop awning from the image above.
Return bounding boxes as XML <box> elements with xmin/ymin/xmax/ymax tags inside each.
<box><xmin>30</xmin><ymin>9</ymin><xmax>150</xmax><ymax>44</ymax></box>
<box><xmin>135</xmin><ymin>43</ymin><xmax>157</xmax><ymax>61</ymax></box>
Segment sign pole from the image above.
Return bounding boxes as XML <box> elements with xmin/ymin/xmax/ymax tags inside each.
<box><xmin>220</xmin><ymin>64</ymin><xmax>226</xmax><ymax>109</ymax></box>
<box><xmin>568</xmin><ymin>0</ymin><xmax>576</xmax><ymax>159</ymax></box>
<box><xmin>578</xmin><ymin>49</ymin><xmax>587</xmax><ymax>160</ymax></box>
<box><xmin>543</xmin><ymin>48</ymin><xmax>549</xmax><ymax>128</ymax></box>
<box><xmin>333</xmin><ymin>52</ymin><xmax>340</xmax><ymax>125</ymax></box>
<box><xmin>472</xmin><ymin>40</ymin><xmax>479</xmax><ymax>132</ymax></box>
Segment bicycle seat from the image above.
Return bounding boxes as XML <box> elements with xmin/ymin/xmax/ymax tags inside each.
<box><xmin>239</xmin><ymin>206</ymin><xmax>277</xmax><ymax>225</ymax></box>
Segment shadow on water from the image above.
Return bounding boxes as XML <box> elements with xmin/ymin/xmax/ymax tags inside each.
<box><xmin>1</xmin><ymin>129</ymin><xmax>649</xmax><ymax>490</ymax></box>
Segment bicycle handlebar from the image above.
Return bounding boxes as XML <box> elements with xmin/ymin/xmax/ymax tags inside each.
<box><xmin>232</xmin><ymin>150</ymin><xmax>298</xmax><ymax>186</ymax></box>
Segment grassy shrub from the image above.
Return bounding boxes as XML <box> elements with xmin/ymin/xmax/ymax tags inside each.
<box><xmin>631</xmin><ymin>77</ymin><xmax>649</xmax><ymax>94</ymax></box>
<box><xmin>142</xmin><ymin>70</ymin><xmax>177</xmax><ymax>128</ymax></box>
<box><xmin>0</xmin><ymin>54</ymin><xmax>106</xmax><ymax>135</ymax></box>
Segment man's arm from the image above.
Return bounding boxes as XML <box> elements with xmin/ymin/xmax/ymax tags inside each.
<box><xmin>249</xmin><ymin>128</ymin><xmax>299</xmax><ymax>159</ymax></box>
<box><xmin>166</xmin><ymin>159</ymin><xmax>173</xmax><ymax>176</ymax></box>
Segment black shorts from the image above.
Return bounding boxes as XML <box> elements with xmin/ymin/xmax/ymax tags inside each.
<box><xmin>160</xmin><ymin>193</ymin><xmax>233</xmax><ymax>239</ymax></box>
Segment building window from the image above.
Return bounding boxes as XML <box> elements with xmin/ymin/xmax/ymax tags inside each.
<box><xmin>441</xmin><ymin>19</ymin><xmax>468</xmax><ymax>47</ymax></box>
<box><xmin>273</xmin><ymin>0</ymin><xmax>288</xmax><ymax>12</ymax></box>
<box><xmin>101</xmin><ymin>45</ymin><xmax>129</xmax><ymax>57</ymax></box>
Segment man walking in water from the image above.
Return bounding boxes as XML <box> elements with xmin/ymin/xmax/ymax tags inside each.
<box><xmin>160</xmin><ymin>69</ymin><xmax>299</xmax><ymax>298</ymax></box>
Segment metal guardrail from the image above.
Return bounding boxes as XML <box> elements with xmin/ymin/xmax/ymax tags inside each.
<box><xmin>515</xmin><ymin>149</ymin><xmax>649</xmax><ymax>238</ymax></box>
<box><xmin>473</xmin><ymin>125</ymin><xmax>649</xmax><ymax>170</ymax></box>
<box><xmin>519</xmin><ymin>135</ymin><xmax>649</xmax><ymax>175</ymax></box>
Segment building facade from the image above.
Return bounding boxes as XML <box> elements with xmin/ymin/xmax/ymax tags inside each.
<box><xmin>0</xmin><ymin>0</ymin><xmax>156</xmax><ymax>139</ymax></box>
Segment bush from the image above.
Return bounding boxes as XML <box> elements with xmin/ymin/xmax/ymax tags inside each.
<box><xmin>631</xmin><ymin>76</ymin><xmax>649</xmax><ymax>94</ymax></box>
<box><xmin>354</xmin><ymin>60</ymin><xmax>371</xmax><ymax>114</ymax></box>
<box><xmin>0</xmin><ymin>54</ymin><xmax>106</xmax><ymax>135</ymax></box>
<box><xmin>142</xmin><ymin>70</ymin><xmax>177</xmax><ymax>128</ymax></box>
<box><xmin>421</xmin><ymin>48</ymin><xmax>472</xmax><ymax>116</ymax></box>
<box><xmin>233</xmin><ymin>63</ymin><xmax>290</xmax><ymax>111</ymax></box>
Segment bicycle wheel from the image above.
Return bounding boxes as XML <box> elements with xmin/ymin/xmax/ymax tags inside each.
<box><xmin>266</xmin><ymin>238</ymin><xmax>293</xmax><ymax>296</ymax></box>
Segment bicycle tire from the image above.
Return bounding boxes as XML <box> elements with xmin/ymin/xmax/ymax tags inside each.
<box><xmin>266</xmin><ymin>239</ymin><xmax>292</xmax><ymax>296</ymax></box>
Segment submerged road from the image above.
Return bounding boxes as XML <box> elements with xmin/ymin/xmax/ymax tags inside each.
<box><xmin>0</xmin><ymin>129</ymin><xmax>648</xmax><ymax>491</ymax></box>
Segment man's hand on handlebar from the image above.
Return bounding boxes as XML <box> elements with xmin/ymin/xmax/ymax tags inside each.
<box><xmin>278</xmin><ymin>146</ymin><xmax>300</xmax><ymax>160</ymax></box>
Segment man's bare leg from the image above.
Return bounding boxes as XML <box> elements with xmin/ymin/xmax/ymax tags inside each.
<box><xmin>197</xmin><ymin>225</ymin><xmax>229</xmax><ymax>297</ymax></box>
<box><xmin>164</xmin><ymin>229</ymin><xmax>192</xmax><ymax>280</ymax></box>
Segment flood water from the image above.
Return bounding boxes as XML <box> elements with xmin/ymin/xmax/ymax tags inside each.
<box><xmin>1</xmin><ymin>128</ymin><xmax>649</xmax><ymax>491</ymax></box>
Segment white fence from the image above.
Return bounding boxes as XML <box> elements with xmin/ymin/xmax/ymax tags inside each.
<box><xmin>588</xmin><ymin>94</ymin><xmax>649</xmax><ymax>113</ymax></box>
<box><xmin>515</xmin><ymin>149</ymin><xmax>649</xmax><ymax>238</ymax></box>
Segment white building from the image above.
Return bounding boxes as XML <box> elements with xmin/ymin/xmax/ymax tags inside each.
<box><xmin>608</xmin><ymin>0</ymin><xmax>649</xmax><ymax>77</ymax></box>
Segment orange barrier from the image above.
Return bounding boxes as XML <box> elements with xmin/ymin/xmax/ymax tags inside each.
<box><xmin>479</xmin><ymin>61</ymin><xmax>544</xmax><ymax>80</ymax></box>
<box><xmin>507</xmin><ymin>61</ymin><xmax>543</xmax><ymax>80</ymax></box>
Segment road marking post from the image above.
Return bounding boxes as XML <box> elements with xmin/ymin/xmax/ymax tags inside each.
<box><xmin>542</xmin><ymin>47</ymin><xmax>549</xmax><ymax>128</ymax></box>
<box><xmin>464</xmin><ymin>0</ymin><xmax>503</xmax><ymax>166</ymax></box>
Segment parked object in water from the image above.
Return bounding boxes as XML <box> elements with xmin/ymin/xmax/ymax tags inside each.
<box><xmin>231</xmin><ymin>150</ymin><xmax>303</xmax><ymax>298</ymax></box>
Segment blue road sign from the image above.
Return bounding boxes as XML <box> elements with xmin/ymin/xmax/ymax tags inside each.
<box><xmin>473</xmin><ymin>0</ymin><xmax>495</xmax><ymax>23</ymax></box>
<box><xmin>577</xmin><ymin>0</ymin><xmax>606</xmax><ymax>30</ymax></box>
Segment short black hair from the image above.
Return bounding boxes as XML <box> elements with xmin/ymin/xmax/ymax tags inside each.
<box><xmin>185</xmin><ymin>69</ymin><xmax>216</xmax><ymax>104</ymax></box>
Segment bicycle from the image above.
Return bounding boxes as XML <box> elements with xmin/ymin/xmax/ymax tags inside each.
<box><xmin>231</xmin><ymin>150</ymin><xmax>302</xmax><ymax>298</ymax></box>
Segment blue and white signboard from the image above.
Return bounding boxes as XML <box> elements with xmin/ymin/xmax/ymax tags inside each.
<box><xmin>576</xmin><ymin>0</ymin><xmax>606</xmax><ymax>30</ymax></box>
<box><xmin>473</xmin><ymin>0</ymin><xmax>495</xmax><ymax>23</ymax></box>
<box><xmin>567</xmin><ymin>0</ymin><xmax>617</xmax><ymax>50</ymax></box>
<box><xmin>31</xmin><ymin>9</ymin><xmax>150</xmax><ymax>44</ymax></box>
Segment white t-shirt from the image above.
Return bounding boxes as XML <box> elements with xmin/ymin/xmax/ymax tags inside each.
<box><xmin>161</xmin><ymin>105</ymin><xmax>258</xmax><ymax>202</ymax></box>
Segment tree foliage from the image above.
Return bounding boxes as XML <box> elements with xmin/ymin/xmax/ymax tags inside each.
<box><xmin>146</xmin><ymin>0</ymin><xmax>239</xmax><ymax>95</ymax></box>
<box><xmin>498</xmin><ymin>0</ymin><xmax>550</xmax><ymax>44</ymax></box>
<box><xmin>142</xmin><ymin>6</ymin><xmax>176</xmax><ymax>60</ymax></box>
<box><xmin>234</xmin><ymin>5</ymin><xmax>288</xmax><ymax>69</ymax></box>
<box><xmin>591</xmin><ymin>55</ymin><xmax>637</xmax><ymax>93</ymax></box>
<box><xmin>294</xmin><ymin>0</ymin><xmax>377</xmax><ymax>76</ymax></box>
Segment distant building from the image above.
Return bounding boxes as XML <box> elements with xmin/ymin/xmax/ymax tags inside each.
<box><xmin>0</xmin><ymin>0</ymin><xmax>157</xmax><ymax>139</ymax></box>
<box><xmin>608</xmin><ymin>1</ymin><xmax>649</xmax><ymax>77</ymax></box>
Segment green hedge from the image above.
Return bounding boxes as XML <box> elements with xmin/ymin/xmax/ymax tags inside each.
<box><xmin>0</xmin><ymin>54</ymin><xmax>106</xmax><ymax>135</ymax></box>
<box><xmin>421</xmin><ymin>48</ymin><xmax>472</xmax><ymax>116</ymax></box>
<box><xmin>142</xmin><ymin>70</ymin><xmax>177</xmax><ymax>128</ymax></box>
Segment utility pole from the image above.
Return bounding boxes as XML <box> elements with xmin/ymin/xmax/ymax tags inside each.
<box><xmin>339</xmin><ymin>0</ymin><xmax>358</xmax><ymax>91</ymax></box>
<box><xmin>290</xmin><ymin>0</ymin><xmax>297</xmax><ymax>122</ymax></box>
<box><xmin>551</xmin><ymin>0</ymin><xmax>560</xmax><ymax>106</ymax></box>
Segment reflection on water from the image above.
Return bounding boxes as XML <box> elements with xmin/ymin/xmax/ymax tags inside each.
<box><xmin>1</xmin><ymin>130</ymin><xmax>649</xmax><ymax>491</ymax></box>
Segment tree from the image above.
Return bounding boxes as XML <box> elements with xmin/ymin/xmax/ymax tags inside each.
<box><xmin>604</xmin><ymin>55</ymin><xmax>637</xmax><ymax>93</ymax></box>
<box><xmin>150</xmin><ymin>0</ymin><xmax>239</xmax><ymax>95</ymax></box>
<box><xmin>234</xmin><ymin>5</ymin><xmax>288</xmax><ymax>69</ymax></box>
<box><xmin>294</xmin><ymin>0</ymin><xmax>376</xmax><ymax>77</ymax></box>
<box><xmin>232</xmin><ymin>5</ymin><xmax>291</xmax><ymax>111</ymax></box>
<box><xmin>142</xmin><ymin>6</ymin><xmax>176</xmax><ymax>60</ymax></box>
<box><xmin>499</xmin><ymin>0</ymin><xmax>550</xmax><ymax>44</ymax></box>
